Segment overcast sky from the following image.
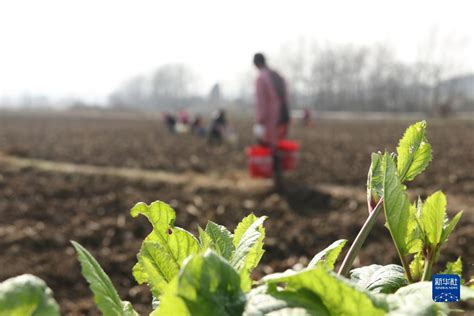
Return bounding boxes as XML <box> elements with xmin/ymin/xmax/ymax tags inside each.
<box><xmin>0</xmin><ymin>0</ymin><xmax>473</xmax><ymax>103</ymax></box>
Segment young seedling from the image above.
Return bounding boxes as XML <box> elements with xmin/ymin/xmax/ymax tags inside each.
<box><xmin>338</xmin><ymin>121</ymin><xmax>463</xmax><ymax>284</ymax></box>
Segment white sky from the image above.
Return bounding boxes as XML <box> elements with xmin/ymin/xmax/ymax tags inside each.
<box><xmin>0</xmin><ymin>0</ymin><xmax>473</xmax><ymax>103</ymax></box>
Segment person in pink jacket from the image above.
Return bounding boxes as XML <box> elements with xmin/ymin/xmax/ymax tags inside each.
<box><xmin>253</xmin><ymin>53</ymin><xmax>289</xmax><ymax>146</ymax></box>
<box><xmin>253</xmin><ymin>53</ymin><xmax>290</xmax><ymax>190</ymax></box>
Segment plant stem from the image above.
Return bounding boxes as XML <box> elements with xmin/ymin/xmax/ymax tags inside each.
<box><xmin>395</xmin><ymin>246</ymin><xmax>414</xmax><ymax>283</ymax></box>
<box><xmin>338</xmin><ymin>199</ymin><xmax>384</xmax><ymax>277</ymax></box>
<box><xmin>382</xmin><ymin>210</ymin><xmax>414</xmax><ymax>283</ymax></box>
<box><xmin>421</xmin><ymin>251</ymin><xmax>434</xmax><ymax>281</ymax></box>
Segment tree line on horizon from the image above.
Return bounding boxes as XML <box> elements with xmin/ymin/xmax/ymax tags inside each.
<box><xmin>108</xmin><ymin>39</ymin><xmax>474</xmax><ymax>114</ymax></box>
<box><xmin>1</xmin><ymin>38</ymin><xmax>473</xmax><ymax>114</ymax></box>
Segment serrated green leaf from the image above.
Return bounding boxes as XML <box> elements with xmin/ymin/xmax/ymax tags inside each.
<box><xmin>0</xmin><ymin>274</ymin><xmax>60</xmax><ymax>316</ymax></box>
<box><xmin>264</xmin><ymin>266</ymin><xmax>385</xmax><ymax>316</ymax></box>
<box><xmin>131</xmin><ymin>261</ymin><xmax>147</xmax><ymax>284</ymax></box>
<box><xmin>440</xmin><ymin>210</ymin><xmax>463</xmax><ymax>245</ymax></box>
<box><xmin>441</xmin><ymin>257</ymin><xmax>462</xmax><ymax>277</ymax></box>
<box><xmin>409</xmin><ymin>252</ymin><xmax>425</xmax><ymax>282</ymax></box>
<box><xmin>382</xmin><ymin>153</ymin><xmax>417</xmax><ymax>256</ymax></box>
<box><xmin>71</xmin><ymin>241</ymin><xmax>138</xmax><ymax>316</ymax></box>
<box><xmin>157</xmin><ymin>249</ymin><xmax>246</xmax><ymax>316</ymax></box>
<box><xmin>205</xmin><ymin>221</ymin><xmax>235</xmax><ymax>259</ymax></box>
<box><xmin>131</xmin><ymin>201</ymin><xmax>200</xmax><ymax>296</ymax></box>
<box><xmin>416</xmin><ymin>196</ymin><xmax>423</xmax><ymax>215</ymax></box>
<box><xmin>419</xmin><ymin>191</ymin><xmax>446</xmax><ymax>246</ymax></box>
<box><xmin>134</xmin><ymin>227</ymin><xmax>200</xmax><ymax>297</ymax></box>
<box><xmin>135</xmin><ymin>241</ymin><xmax>180</xmax><ymax>297</ymax></box>
<box><xmin>231</xmin><ymin>214</ymin><xmax>267</xmax><ymax>291</ymax></box>
<box><xmin>396</xmin><ymin>120</ymin><xmax>432</xmax><ymax>182</ymax></box>
<box><xmin>406</xmin><ymin>204</ymin><xmax>422</xmax><ymax>254</ymax></box>
<box><xmin>231</xmin><ymin>215</ymin><xmax>267</xmax><ymax>271</ymax></box>
<box><xmin>198</xmin><ymin>226</ymin><xmax>212</xmax><ymax>249</ymax></box>
<box><xmin>350</xmin><ymin>264</ymin><xmax>407</xmax><ymax>294</ymax></box>
<box><xmin>367</xmin><ymin>152</ymin><xmax>384</xmax><ymax>204</ymax></box>
<box><xmin>409</xmin><ymin>199</ymin><xmax>425</xmax><ymax>253</ymax></box>
<box><xmin>307</xmin><ymin>239</ymin><xmax>347</xmax><ymax>270</ymax></box>
<box><xmin>233</xmin><ymin>214</ymin><xmax>264</xmax><ymax>247</ymax></box>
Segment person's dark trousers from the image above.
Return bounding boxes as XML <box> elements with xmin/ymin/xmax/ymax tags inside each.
<box><xmin>272</xmin><ymin>148</ymin><xmax>284</xmax><ymax>192</ymax></box>
<box><xmin>208</xmin><ymin>130</ymin><xmax>222</xmax><ymax>145</ymax></box>
<box><xmin>257</xmin><ymin>140</ymin><xmax>285</xmax><ymax>192</ymax></box>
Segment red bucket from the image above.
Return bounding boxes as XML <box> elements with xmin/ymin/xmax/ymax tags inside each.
<box><xmin>246</xmin><ymin>140</ymin><xmax>300</xmax><ymax>178</ymax></box>
<box><xmin>246</xmin><ymin>145</ymin><xmax>273</xmax><ymax>178</ymax></box>
<box><xmin>277</xmin><ymin>140</ymin><xmax>300</xmax><ymax>171</ymax></box>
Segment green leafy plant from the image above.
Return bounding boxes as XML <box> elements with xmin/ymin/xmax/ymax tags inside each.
<box><xmin>0</xmin><ymin>274</ymin><xmax>60</xmax><ymax>316</ymax></box>
<box><xmin>338</xmin><ymin>121</ymin><xmax>463</xmax><ymax>283</ymax></box>
<box><xmin>64</xmin><ymin>120</ymin><xmax>472</xmax><ymax>315</ymax></box>
<box><xmin>72</xmin><ymin>241</ymin><xmax>138</xmax><ymax>316</ymax></box>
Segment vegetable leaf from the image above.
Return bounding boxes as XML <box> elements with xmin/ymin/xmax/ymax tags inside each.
<box><xmin>382</xmin><ymin>153</ymin><xmax>417</xmax><ymax>256</ymax></box>
<box><xmin>131</xmin><ymin>201</ymin><xmax>200</xmax><ymax>296</ymax></box>
<box><xmin>157</xmin><ymin>249</ymin><xmax>246</xmax><ymax>316</ymax></box>
<box><xmin>367</xmin><ymin>152</ymin><xmax>384</xmax><ymax>204</ymax></box>
<box><xmin>205</xmin><ymin>221</ymin><xmax>235</xmax><ymax>259</ymax></box>
<box><xmin>409</xmin><ymin>252</ymin><xmax>425</xmax><ymax>282</ymax></box>
<box><xmin>440</xmin><ymin>210</ymin><xmax>463</xmax><ymax>245</ymax></box>
<box><xmin>134</xmin><ymin>227</ymin><xmax>200</xmax><ymax>297</ymax></box>
<box><xmin>135</xmin><ymin>241</ymin><xmax>180</xmax><ymax>297</ymax></box>
<box><xmin>350</xmin><ymin>264</ymin><xmax>407</xmax><ymax>294</ymax></box>
<box><xmin>396</xmin><ymin>120</ymin><xmax>432</xmax><ymax>182</ymax></box>
<box><xmin>387</xmin><ymin>282</ymin><xmax>449</xmax><ymax>315</ymax></box>
<box><xmin>130</xmin><ymin>201</ymin><xmax>176</xmax><ymax>241</ymax></box>
<box><xmin>264</xmin><ymin>266</ymin><xmax>385</xmax><ymax>315</ymax></box>
<box><xmin>307</xmin><ymin>239</ymin><xmax>347</xmax><ymax>270</ymax></box>
<box><xmin>0</xmin><ymin>274</ymin><xmax>60</xmax><ymax>316</ymax></box>
<box><xmin>231</xmin><ymin>214</ymin><xmax>267</xmax><ymax>291</ymax></box>
<box><xmin>441</xmin><ymin>257</ymin><xmax>462</xmax><ymax>278</ymax></box>
<box><xmin>419</xmin><ymin>191</ymin><xmax>446</xmax><ymax>246</ymax></box>
<box><xmin>198</xmin><ymin>226</ymin><xmax>212</xmax><ymax>249</ymax></box>
<box><xmin>152</xmin><ymin>279</ymin><xmax>190</xmax><ymax>316</ymax></box>
<box><xmin>244</xmin><ymin>287</ymin><xmax>330</xmax><ymax>316</ymax></box>
<box><xmin>71</xmin><ymin>241</ymin><xmax>138</xmax><ymax>316</ymax></box>
<box><xmin>385</xmin><ymin>282</ymin><xmax>474</xmax><ymax>315</ymax></box>
<box><xmin>385</xmin><ymin>281</ymin><xmax>474</xmax><ymax>315</ymax></box>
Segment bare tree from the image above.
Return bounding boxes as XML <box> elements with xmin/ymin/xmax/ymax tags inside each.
<box><xmin>109</xmin><ymin>75</ymin><xmax>148</xmax><ymax>108</ymax></box>
<box><xmin>277</xmin><ymin>35</ymin><xmax>469</xmax><ymax>113</ymax></box>
<box><xmin>277</xmin><ymin>38</ymin><xmax>313</xmax><ymax>107</ymax></box>
<box><xmin>150</xmin><ymin>64</ymin><xmax>195</xmax><ymax>106</ymax></box>
<box><xmin>109</xmin><ymin>63</ymin><xmax>197</xmax><ymax>109</ymax></box>
<box><xmin>415</xmin><ymin>28</ymin><xmax>468</xmax><ymax>114</ymax></box>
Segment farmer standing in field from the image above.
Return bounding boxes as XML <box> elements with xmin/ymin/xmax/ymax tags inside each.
<box><xmin>253</xmin><ymin>53</ymin><xmax>290</xmax><ymax>190</ymax></box>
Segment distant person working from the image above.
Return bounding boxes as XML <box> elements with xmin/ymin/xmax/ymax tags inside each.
<box><xmin>208</xmin><ymin>109</ymin><xmax>227</xmax><ymax>145</ymax></box>
<box><xmin>253</xmin><ymin>53</ymin><xmax>290</xmax><ymax>189</ymax></box>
